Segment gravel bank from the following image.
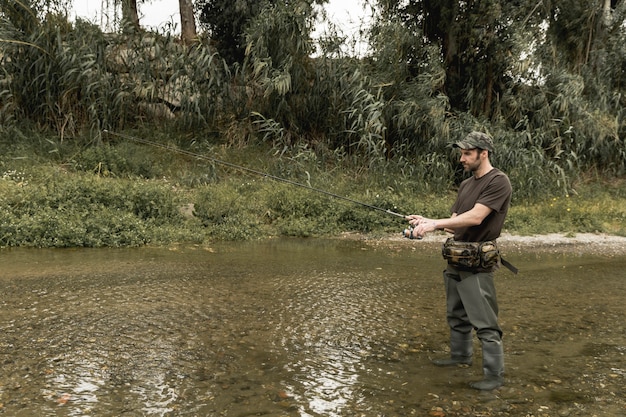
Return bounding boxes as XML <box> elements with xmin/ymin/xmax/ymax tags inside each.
<box><xmin>341</xmin><ymin>232</ymin><xmax>626</xmax><ymax>256</ymax></box>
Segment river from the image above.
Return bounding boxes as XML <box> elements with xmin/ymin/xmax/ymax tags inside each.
<box><xmin>1</xmin><ymin>238</ymin><xmax>624</xmax><ymax>416</ymax></box>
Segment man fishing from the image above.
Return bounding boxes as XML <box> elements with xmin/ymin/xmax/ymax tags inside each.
<box><xmin>405</xmin><ymin>131</ymin><xmax>512</xmax><ymax>390</ymax></box>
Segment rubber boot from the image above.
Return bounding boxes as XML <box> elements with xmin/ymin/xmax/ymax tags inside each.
<box><xmin>470</xmin><ymin>340</ymin><xmax>504</xmax><ymax>390</ymax></box>
<box><xmin>432</xmin><ymin>330</ymin><xmax>473</xmax><ymax>367</ymax></box>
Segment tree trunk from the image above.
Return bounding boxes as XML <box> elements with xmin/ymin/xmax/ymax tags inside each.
<box><xmin>179</xmin><ymin>0</ymin><xmax>197</xmax><ymax>44</ymax></box>
<box><xmin>602</xmin><ymin>0</ymin><xmax>612</xmax><ymax>27</ymax></box>
<box><xmin>121</xmin><ymin>0</ymin><xmax>140</xmax><ymax>33</ymax></box>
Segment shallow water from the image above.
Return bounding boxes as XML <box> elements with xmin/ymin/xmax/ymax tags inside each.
<box><xmin>1</xmin><ymin>239</ymin><xmax>624</xmax><ymax>416</ymax></box>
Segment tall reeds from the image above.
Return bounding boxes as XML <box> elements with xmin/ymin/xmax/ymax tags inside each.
<box><xmin>0</xmin><ymin>0</ymin><xmax>624</xmax><ymax>204</ymax></box>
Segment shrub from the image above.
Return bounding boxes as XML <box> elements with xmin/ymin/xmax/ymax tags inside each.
<box><xmin>0</xmin><ymin>171</ymin><xmax>186</xmax><ymax>247</ymax></box>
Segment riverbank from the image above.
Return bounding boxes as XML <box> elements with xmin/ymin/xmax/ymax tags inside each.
<box><xmin>1</xmin><ymin>133</ymin><xmax>625</xmax><ymax>249</ymax></box>
<box><xmin>496</xmin><ymin>232</ymin><xmax>626</xmax><ymax>255</ymax></box>
<box><xmin>339</xmin><ymin>231</ymin><xmax>626</xmax><ymax>256</ymax></box>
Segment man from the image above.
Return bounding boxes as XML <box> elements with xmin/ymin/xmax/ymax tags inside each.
<box><xmin>406</xmin><ymin>131</ymin><xmax>512</xmax><ymax>391</ymax></box>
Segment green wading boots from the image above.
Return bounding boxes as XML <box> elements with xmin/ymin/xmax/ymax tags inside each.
<box><xmin>432</xmin><ymin>330</ymin><xmax>473</xmax><ymax>366</ymax></box>
<box><xmin>470</xmin><ymin>339</ymin><xmax>504</xmax><ymax>390</ymax></box>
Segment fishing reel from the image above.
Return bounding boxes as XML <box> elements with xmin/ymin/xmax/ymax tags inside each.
<box><xmin>402</xmin><ymin>226</ymin><xmax>422</xmax><ymax>240</ymax></box>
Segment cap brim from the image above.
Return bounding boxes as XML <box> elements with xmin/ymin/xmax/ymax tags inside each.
<box><xmin>453</xmin><ymin>141</ymin><xmax>473</xmax><ymax>149</ymax></box>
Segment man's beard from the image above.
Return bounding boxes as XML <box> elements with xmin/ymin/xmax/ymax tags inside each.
<box><xmin>463</xmin><ymin>158</ymin><xmax>481</xmax><ymax>172</ymax></box>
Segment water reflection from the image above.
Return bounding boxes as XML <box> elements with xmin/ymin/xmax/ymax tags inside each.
<box><xmin>268</xmin><ymin>241</ymin><xmax>433</xmax><ymax>417</ymax></box>
<box><xmin>298</xmin><ymin>350</ymin><xmax>360</xmax><ymax>416</ymax></box>
<box><xmin>40</xmin><ymin>305</ymin><xmax>182</xmax><ymax>416</ymax></box>
<box><xmin>128</xmin><ymin>338</ymin><xmax>180</xmax><ymax>417</ymax></box>
<box><xmin>277</xmin><ymin>270</ymin><xmax>373</xmax><ymax>416</ymax></box>
<box><xmin>44</xmin><ymin>357</ymin><xmax>103</xmax><ymax>413</ymax></box>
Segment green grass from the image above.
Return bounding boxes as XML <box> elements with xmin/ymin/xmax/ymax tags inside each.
<box><xmin>1</xmin><ymin>132</ymin><xmax>624</xmax><ymax>248</ymax></box>
<box><xmin>507</xmin><ymin>186</ymin><xmax>626</xmax><ymax>237</ymax></box>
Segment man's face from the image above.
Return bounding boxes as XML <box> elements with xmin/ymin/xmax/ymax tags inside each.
<box><xmin>459</xmin><ymin>148</ymin><xmax>482</xmax><ymax>172</ymax></box>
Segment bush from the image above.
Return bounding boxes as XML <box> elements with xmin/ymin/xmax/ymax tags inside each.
<box><xmin>193</xmin><ymin>179</ymin><xmax>271</xmax><ymax>240</ymax></box>
<box><xmin>0</xmin><ymin>171</ymin><xmax>186</xmax><ymax>247</ymax></box>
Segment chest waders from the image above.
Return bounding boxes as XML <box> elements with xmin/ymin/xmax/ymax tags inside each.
<box><xmin>432</xmin><ymin>266</ymin><xmax>504</xmax><ymax>390</ymax></box>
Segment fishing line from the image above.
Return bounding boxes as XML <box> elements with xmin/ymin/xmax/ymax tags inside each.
<box><xmin>102</xmin><ymin>130</ymin><xmax>407</xmax><ymax>219</ymax></box>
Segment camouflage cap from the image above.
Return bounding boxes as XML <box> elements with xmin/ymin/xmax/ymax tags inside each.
<box><xmin>453</xmin><ymin>131</ymin><xmax>495</xmax><ymax>152</ymax></box>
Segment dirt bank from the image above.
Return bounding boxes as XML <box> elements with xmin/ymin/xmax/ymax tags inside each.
<box><xmin>341</xmin><ymin>232</ymin><xmax>626</xmax><ymax>256</ymax></box>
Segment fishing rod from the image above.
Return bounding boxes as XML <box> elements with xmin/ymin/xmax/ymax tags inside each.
<box><xmin>102</xmin><ymin>130</ymin><xmax>408</xmax><ymax>219</ymax></box>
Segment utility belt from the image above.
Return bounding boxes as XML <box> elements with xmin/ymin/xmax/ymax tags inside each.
<box><xmin>442</xmin><ymin>238</ymin><xmax>518</xmax><ymax>274</ymax></box>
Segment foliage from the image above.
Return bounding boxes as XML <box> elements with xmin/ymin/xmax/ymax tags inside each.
<box><xmin>196</xmin><ymin>0</ymin><xmax>274</xmax><ymax>65</ymax></box>
<box><xmin>0</xmin><ymin>170</ymin><xmax>191</xmax><ymax>247</ymax></box>
<box><xmin>2</xmin><ymin>134</ymin><xmax>624</xmax><ymax>248</ymax></box>
<box><xmin>196</xmin><ymin>0</ymin><xmax>328</xmax><ymax>65</ymax></box>
<box><xmin>375</xmin><ymin>0</ymin><xmax>518</xmax><ymax>116</ymax></box>
<box><xmin>507</xmin><ymin>187</ymin><xmax>626</xmax><ymax>237</ymax></box>
<box><xmin>1</xmin><ymin>0</ymin><xmax>626</xmax><ymax>250</ymax></box>
<box><xmin>241</xmin><ymin>1</ymin><xmax>318</xmax><ymax>136</ymax></box>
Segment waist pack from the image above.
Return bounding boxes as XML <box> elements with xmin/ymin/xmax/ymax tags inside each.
<box><xmin>441</xmin><ymin>238</ymin><xmax>500</xmax><ymax>270</ymax></box>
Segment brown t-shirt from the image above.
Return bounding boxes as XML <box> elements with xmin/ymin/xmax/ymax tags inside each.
<box><xmin>450</xmin><ymin>168</ymin><xmax>512</xmax><ymax>242</ymax></box>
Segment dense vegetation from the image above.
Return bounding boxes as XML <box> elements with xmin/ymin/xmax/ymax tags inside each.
<box><xmin>0</xmin><ymin>0</ymin><xmax>625</xmax><ymax>247</ymax></box>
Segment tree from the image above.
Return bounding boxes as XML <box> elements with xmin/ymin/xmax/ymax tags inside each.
<box><xmin>243</xmin><ymin>1</ymin><xmax>318</xmax><ymax>132</ymax></box>
<box><xmin>375</xmin><ymin>0</ymin><xmax>518</xmax><ymax>118</ymax></box>
<box><xmin>121</xmin><ymin>0</ymin><xmax>140</xmax><ymax>32</ymax></box>
<box><xmin>196</xmin><ymin>0</ymin><xmax>271</xmax><ymax>65</ymax></box>
<box><xmin>196</xmin><ymin>0</ymin><xmax>327</xmax><ymax>65</ymax></box>
<box><xmin>542</xmin><ymin>0</ymin><xmax>623</xmax><ymax>72</ymax></box>
<box><xmin>179</xmin><ymin>0</ymin><xmax>197</xmax><ymax>44</ymax></box>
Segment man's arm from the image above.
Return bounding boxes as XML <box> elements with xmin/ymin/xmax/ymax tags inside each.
<box><xmin>406</xmin><ymin>203</ymin><xmax>492</xmax><ymax>237</ymax></box>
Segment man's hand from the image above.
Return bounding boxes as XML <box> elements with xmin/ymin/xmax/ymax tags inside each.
<box><xmin>405</xmin><ymin>215</ymin><xmax>438</xmax><ymax>239</ymax></box>
<box><xmin>405</xmin><ymin>214</ymin><xmax>425</xmax><ymax>225</ymax></box>
<box><xmin>413</xmin><ymin>219</ymin><xmax>438</xmax><ymax>238</ymax></box>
